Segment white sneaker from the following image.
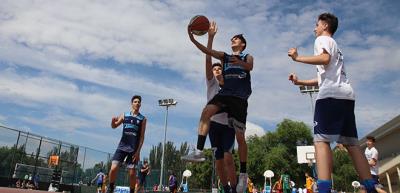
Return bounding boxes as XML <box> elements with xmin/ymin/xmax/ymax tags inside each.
<box><xmin>181</xmin><ymin>149</ymin><xmax>205</xmax><ymax>162</ymax></box>
<box><xmin>236</xmin><ymin>173</ymin><xmax>248</xmax><ymax>193</ymax></box>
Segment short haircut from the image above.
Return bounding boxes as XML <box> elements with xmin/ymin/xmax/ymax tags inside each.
<box><xmin>131</xmin><ymin>95</ymin><xmax>142</xmax><ymax>103</ymax></box>
<box><xmin>212</xmin><ymin>62</ymin><xmax>222</xmax><ymax>68</ymax></box>
<box><xmin>231</xmin><ymin>34</ymin><xmax>247</xmax><ymax>51</ymax></box>
<box><xmin>318</xmin><ymin>13</ymin><xmax>338</xmax><ymax>35</ymax></box>
<box><xmin>366</xmin><ymin>136</ymin><xmax>376</xmax><ymax>142</ymax></box>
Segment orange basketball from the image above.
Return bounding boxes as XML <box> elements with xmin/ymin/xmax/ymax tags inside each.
<box><xmin>189</xmin><ymin>15</ymin><xmax>210</xmax><ymax>36</ymax></box>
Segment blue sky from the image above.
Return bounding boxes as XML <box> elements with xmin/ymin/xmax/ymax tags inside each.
<box><xmin>0</xmin><ymin>0</ymin><xmax>399</xmax><ymax>159</ymax></box>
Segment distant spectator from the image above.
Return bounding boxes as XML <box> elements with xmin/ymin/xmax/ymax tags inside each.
<box><xmin>365</xmin><ymin>136</ymin><xmax>379</xmax><ymax>183</ymax></box>
<box><xmin>92</xmin><ymin>169</ymin><xmax>105</xmax><ymax>193</ymax></box>
<box><xmin>169</xmin><ymin>172</ymin><xmax>178</xmax><ymax>193</ymax></box>
<box><xmin>21</xmin><ymin>180</ymin><xmax>27</xmax><ymax>189</ymax></box>
<box><xmin>33</xmin><ymin>173</ymin><xmax>40</xmax><ymax>189</ymax></box>
<box><xmin>15</xmin><ymin>179</ymin><xmax>21</xmax><ymax>188</ymax></box>
<box><xmin>26</xmin><ymin>180</ymin><xmax>35</xmax><ymax>189</ymax></box>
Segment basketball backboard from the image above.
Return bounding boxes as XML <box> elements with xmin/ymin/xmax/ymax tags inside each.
<box><xmin>296</xmin><ymin>145</ymin><xmax>315</xmax><ymax>164</ymax></box>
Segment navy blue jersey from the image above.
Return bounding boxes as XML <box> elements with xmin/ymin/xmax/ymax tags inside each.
<box><xmin>117</xmin><ymin>112</ymin><xmax>145</xmax><ymax>152</ymax></box>
<box><xmin>220</xmin><ymin>52</ymin><xmax>252</xmax><ymax>99</ymax></box>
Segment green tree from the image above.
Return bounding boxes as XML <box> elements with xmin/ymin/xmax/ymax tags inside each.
<box><xmin>149</xmin><ymin>141</ymin><xmax>190</xmax><ymax>187</ymax></box>
<box><xmin>246</xmin><ymin>119</ymin><xmax>313</xmax><ymax>187</ymax></box>
<box><xmin>186</xmin><ymin>149</ymin><xmax>214</xmax><ymax>189</ymax></box>
<box><xmin>332</xmin><ymin>148</ymin><xmax>358</xmax><ymax>192</ymax></box>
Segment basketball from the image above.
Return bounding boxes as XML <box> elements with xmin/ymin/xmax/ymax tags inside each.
<box><xmin>189</xmin><ymin>15</ymin><xmax>209</xmax><ymax>36</ymax></box>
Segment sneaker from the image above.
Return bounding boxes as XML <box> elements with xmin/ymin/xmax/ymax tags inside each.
<box><xmin>236</xmin><ymin>173</ymin><xmax>248</xmax><ymax>193</ymax></box>
<box><xmin>181</xmin><ymin>149</ymin><xmax>205</xmax><ymax>162</ymax></box>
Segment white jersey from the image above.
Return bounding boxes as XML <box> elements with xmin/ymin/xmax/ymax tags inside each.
<box><xmin>207</xmin><ymin>77</ymin><xmax>228</xmax><ymax>125</ymax></box>
<box><xmin>314</xmin><ymin>36</ymin><xmax>355</xmax><ymax>100</ymax></box>
<box><xmin>364</xmin><ymin>147</ymin><xmax>379</xmax><ymax>175</ymax></box>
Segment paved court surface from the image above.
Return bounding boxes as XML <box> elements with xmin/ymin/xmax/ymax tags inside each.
<box><xmin>0</xmin><ymin>187</ymin><xmax>50</xmax><ymax>193</ymax></box>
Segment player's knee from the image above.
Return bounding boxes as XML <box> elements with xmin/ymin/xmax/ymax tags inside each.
<box><xmin>236</xmin><ymin>133</ymin><xmax>246</xmax><ymax>145</ymax></box>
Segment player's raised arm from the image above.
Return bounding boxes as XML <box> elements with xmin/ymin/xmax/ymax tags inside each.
<box><xmin>188</xmin><ymin>25</ymin><xmax>224</xmax><ymax>61</ymax></box>
<box><xmin>206</xmin><ymin>21</ymin><xmax>217</xmax><ymax>80</ymax></box>
<box><xmin>111</xmin><ymin>114</ymin><xmax>124</xmax><ymax>128</ymax></box>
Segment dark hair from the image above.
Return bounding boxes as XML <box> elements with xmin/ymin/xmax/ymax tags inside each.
<box><xmin>212</xmin><ymin>62</ymin><xmax>222</xmax><ymax>68</ymax></box>
<box><xmin>366</xmin><ymin>136</ymin><xmax>376</xmax><ymax>142</ymax></box>
<box><xmin>231</xmin><ymin>34</ymin><xmax>247</xmax><ymax>51</ymax></box>
<box><xmin>318</xmin><ymin>13</ymin><xmax>338</xmax><ymax>35</ymax></box>
<box><xmin>131</xmin><ymin>95</ymin><xmax>142</xmax><ymax>103</ymax></box>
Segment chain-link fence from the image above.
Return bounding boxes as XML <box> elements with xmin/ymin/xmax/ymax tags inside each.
<box><xmin>0</xmin><ymin>125</ymin><xmax>137</xmax><ymax>188</ymax></box>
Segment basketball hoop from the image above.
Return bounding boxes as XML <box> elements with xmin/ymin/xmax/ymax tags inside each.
<box><xmin>305</xmin><ymin>152</ymin><xmax>315</xmax><ymax>167</ymax></box>
<box><xmin>307</xmin><ymin>159</ymin><xmax>313</xmax><ymax>167</ymax></box>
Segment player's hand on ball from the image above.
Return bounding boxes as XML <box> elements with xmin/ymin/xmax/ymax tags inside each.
<box><xmin>187</xmin><ymin>25</ymin><xmax>194</xmax><ymax>40</ymax></box>
<box><xmin>288</xmin><ymin>48</ymin><xmax>298</xmax><ymax>61</ymax></box>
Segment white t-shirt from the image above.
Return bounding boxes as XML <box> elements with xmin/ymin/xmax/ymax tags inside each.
<box><xmin>364</xmin><ymin>147</ymin><xmax>379</xmax><ymax>175</ymax></box>
<box><xmin>207</xmin><ymin>77</ymin><xmax>228</xmax><ymax>125</ymax></box>
<box><xmin>314</xmin><ymin>36</ymin><xmax>355</xmax><ymax>100</ymax></box>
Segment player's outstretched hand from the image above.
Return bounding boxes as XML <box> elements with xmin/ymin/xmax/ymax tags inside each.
<box><xmin>288</xmin><ymin>73</ymin><xmax>298</xmax><ymax>85</ymax></box>
<box><xmin>208</xmin><ymin>21</ymin><xmax>217</xmax><ymax>37</ymax></box>
<box><xmin>288</xmin><ymin>47</ymin><xmax>298</xmax><ymax>61</ymax></box>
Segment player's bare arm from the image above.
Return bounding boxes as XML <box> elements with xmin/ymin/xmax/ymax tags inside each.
<box><xmin>288</xmin><ymin>47</ymin><xmax>330</xmax><ymax>65</ymax></box>
<box><xmin>288</xmin><ymin>73</ymin><xmax>318</xmax><ymax>86</ymax></box>
<box><xmin>133</xmin><ymin>118</ymin><xmax>147</xmax><ymax>162</ymax></box>
<box><xmin>111</xmin><ymin>114</ymin><xmax>124</xmax><ymax>128</ymax></box>
<box><xmin>206</xmin><ymin>21</ymin><xmax>217</xmax><ymax>80</ymax></box>
<box><xmin>230</xmin><ymin>54</ymin><xmax>253</xmax><ymax>71</ymax></box>
<box><xmin>188</xmin><ymin>25</ymin><xmax>224</xmax><ymax>60</ymax></box>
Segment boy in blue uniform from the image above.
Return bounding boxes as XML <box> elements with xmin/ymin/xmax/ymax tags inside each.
<box><xmin>106</xmin><ymin>95</ymin><xmax>147</xmax><ymax>193</ymax></box>
<box><xmin>183</xmin><ymin>20</ymin><xmax>253</xmax><ymax>193</ymax></box>
<box><xmin>92</xmin><ymin>170</ymin><xmax>105</xmax><ymax>193</ymax></box>
<box><xmin>287</xmin><ymin>13</ymin><xmax>378</xmax><ymax>193</ymax></box>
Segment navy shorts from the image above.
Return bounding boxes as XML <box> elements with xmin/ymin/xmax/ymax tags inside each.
<box><xmin>112</xmin><ymin>149</ymin><xmax>137</xmax><ymax>169</ymax></box>
<box><xmin>314</xmin><ymin>98</ymin><xmax>358</xmax><ymax>145</ymax></box>
<box><xmin>207</xmin><ymin>94</ymin><xmax>248</xmax><ymax>132</ymax></box>
<box><xmin>209</xmin><ymin>121</ymin><xmax>235</xmax><ymax>160</ymax></box>
<box><xmin>139</xmin><ymin>176</ymin><xmax>146</xmax><ymax>186</ymax></box>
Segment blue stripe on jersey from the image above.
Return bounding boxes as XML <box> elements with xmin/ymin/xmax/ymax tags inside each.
<box><xmin>117</xmin><ymin>112</ymin><xmax>145</xmax><ymax>152</ymax></box>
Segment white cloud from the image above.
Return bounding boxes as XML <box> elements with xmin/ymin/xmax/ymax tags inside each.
<box><xmin>0</xmin><ymin>114</ymin><xmax>6</xmax><ymax>125</ymax></box>
<box><xmin>0</xmin><ymin>0</ymin><xmax>399</xmax><ymax>156</ymax></box>
<box><xmin>246</xmin><ymin>121</ymin><xmax>266</xmax><ymax>139</ymax></box>
<box><xmin>0</xmin><ymin>69</ymin><xmax>126</xmax><ymax>127</ymax></box>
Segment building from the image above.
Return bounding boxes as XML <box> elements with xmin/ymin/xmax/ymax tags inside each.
<box><xmin>359</xmin><ymin>115</ymin><xmax>400</xmax><ymax>193</ymax></box>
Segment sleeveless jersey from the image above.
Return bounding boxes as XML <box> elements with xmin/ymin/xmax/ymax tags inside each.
<box><xmin>117</xmin><ymin>112</ymin><xmax>145</xmax><ymax>152</ymax></box>
<box><xmin>281</xmin><ymin>174</ymin><xmax>290</xmax><ymax>189</ymax></box>
<box><xmin>220</xmin><ymin>52</ymin><xmax>252</xmax><ymax>99</ymax></box>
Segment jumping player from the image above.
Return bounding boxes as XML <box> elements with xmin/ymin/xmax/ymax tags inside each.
<box><xmin>183</xmin><ymin>19</ymin><xmax>253</xmax><ymax>193</ymax></box>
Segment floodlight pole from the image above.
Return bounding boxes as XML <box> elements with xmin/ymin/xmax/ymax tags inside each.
<box><xmin>158</xmin><ymin>99</ymin><xmax>177</xmax><ymax>190</ymax></box>
<box><xmin>300</xmin><ymin>86</ymin><xmax>319</xmax><ymax>180</ymax></box>
<box><xmin>299</xmin><ymin>85</ymin><xmax>319</xmax><ymax>124</ymax></box>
